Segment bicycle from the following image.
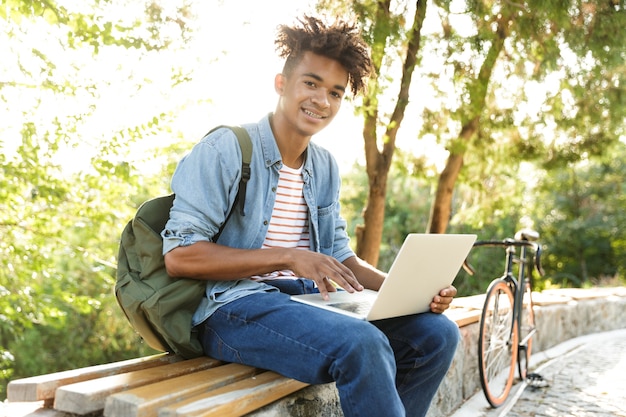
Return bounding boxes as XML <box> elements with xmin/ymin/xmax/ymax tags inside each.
<box><xmin>463</xmin><ymin>229</ymin><xmax>545</xmax><ymax>408</ymax></box>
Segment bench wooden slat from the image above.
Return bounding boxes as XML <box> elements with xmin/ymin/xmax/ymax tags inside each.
<box><xmin>450</xmin><ymin>294</ymin><xmax>486</xmax><ymax>311</ymax></box>
<box><xmin>53</xmin><ymin>356</ymin><xmax>221</xmax><ymax>415</ymax></box>
<box><xmin>7</xmin><ymin>353</ymin><xmax>181</xmax><ymax>403</ymax></box>
<box><xmin>158</xmin><ymin>371</ymin><xmax>308</xmax><ymax>417</ymax></box>
<box><xmin>0</xmin><ymin>400</ymin><xmax>62</xmax><ymax>417</ymax></box>
<box><xmin>444</xmin><ymin>308</ymin><xmax>481</xmax><ymax>327</ymax></box>
<box><xmin>103</xmin><ymin>363</ymin><xmax>259</xmax><ymax>417</ymax></box>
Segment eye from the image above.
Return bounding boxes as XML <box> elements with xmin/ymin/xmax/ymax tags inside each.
<box><xmin>304</xmin><ymin>80</ymin><xmax>316</xmax><ymax>88</ymax></box>
<box><xmin>330</xmin><ymin>91</ymin><xmax>343</xmax><ymax>99</ymax></box>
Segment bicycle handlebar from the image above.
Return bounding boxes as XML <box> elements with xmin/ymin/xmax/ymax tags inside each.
<box><xmin>462</xmin><ymin>234</ymin><xmax>544</xmax><ymax>277</ymax></box>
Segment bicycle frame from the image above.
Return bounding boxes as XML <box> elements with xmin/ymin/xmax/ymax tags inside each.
<box><xmin>515</xmin><ymin>242</ymin><xmax>537</xmax><ymax>350</ymax></box>
<box><xmin>502</xmin><ymin>243</ymin><xmax>521</xmax><ymax>351</ymax></box>
<box><xmin>477</xmin><ymin>239</ymin><xmax>541</xmax><ymax>354</ymax></box>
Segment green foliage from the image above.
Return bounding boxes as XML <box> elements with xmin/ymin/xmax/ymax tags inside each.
<box><xmin>0</xmin><ymin>0</ymin><xmax>196</xmax><ymax>399</ymax></box>
<box><xmin>534</xmin><ymin>142</ymin><xmax>626</xmax><ymax>286</ymax></box>
<box><xmin>0</xmin><ymin>124</ymin><xmax>169</xmax><ymax>397</ymax></box>
<box><xmin>1</xmin><ymin>0</ymin><xmax>194</xmax><ymax>52</ymax></box>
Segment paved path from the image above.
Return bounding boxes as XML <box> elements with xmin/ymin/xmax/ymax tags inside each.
<box><xmin>450</xmin><ymin>328</ymin><xmax>626</xmax><ymax>417</ymax></box>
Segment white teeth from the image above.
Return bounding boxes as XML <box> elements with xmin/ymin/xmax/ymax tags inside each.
<box><xmin>304</xmin><ymin>109</ymin><xmax>324</xmax><ymax>119</ymax></box>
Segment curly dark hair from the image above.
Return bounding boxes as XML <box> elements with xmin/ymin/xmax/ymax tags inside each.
<box><xmin>275</xmin><ymin>15</ymin><xmax>373</xmax><ymax>96</ymax></box>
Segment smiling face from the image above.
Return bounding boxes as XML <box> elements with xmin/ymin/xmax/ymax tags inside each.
<box><xmin>273</xmin><ymin>51</ymin><xmax>349</xmax><ymax>140</ymax></box>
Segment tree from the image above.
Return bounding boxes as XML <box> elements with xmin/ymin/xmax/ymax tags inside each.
<box><xmin>317</xmin><ymin>0</ymin><xmax>625</xmax><ymax>266</ymax></box>
<box><xmin>426</xmin><ymin>0</ymin><xmax>626</xmax><ymax>233</ymax></box>
<box><xmin>355</xmin><ymin>1</ymin><xmax>429</xmax><ymax>266</ymax></box>
<box><xmin>425</xmin><ymin>0</ymin><xmax>514</xmax><ymax>233</ymax></box>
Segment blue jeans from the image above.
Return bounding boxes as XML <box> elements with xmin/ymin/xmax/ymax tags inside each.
<box><xmin>197</xmin><ymin>279</ymin><xmax>460</xmax><ymax>417</ymax></box>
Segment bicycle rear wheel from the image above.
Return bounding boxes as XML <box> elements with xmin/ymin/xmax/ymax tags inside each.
<box><xmin>478</xmin><ymin>279</ymin><xmax>518</xmax><ymax>408</ymax></box>
<box><xmin>517</xmin><ymin>276</ymin><xmax>535</xmax><ymax>380</ymax></box>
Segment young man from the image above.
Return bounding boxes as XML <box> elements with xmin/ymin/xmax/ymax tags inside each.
<box><xmin>162</xmin><ymin>16</ymin><xmax>459</xmax><ymax>417</ymax></box>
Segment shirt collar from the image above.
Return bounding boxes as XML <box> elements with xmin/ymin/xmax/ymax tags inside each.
<box><xmin>257</xmin><ymin>113</ymin><xmax>313</xmax><ymax>179</ymax></box>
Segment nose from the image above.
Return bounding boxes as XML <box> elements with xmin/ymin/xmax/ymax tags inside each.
<box><xmin>311</xmin><ymin>89</ymin><xmax>330</xmax><ymax>108</ymax></box>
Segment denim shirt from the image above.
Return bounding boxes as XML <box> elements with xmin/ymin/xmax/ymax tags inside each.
<box><xmin>162</xmin><ymin>113</ymin><xmax>355</xmax><ymax>325</ymax></box>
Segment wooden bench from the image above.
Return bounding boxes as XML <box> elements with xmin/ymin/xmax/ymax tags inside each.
<box><xmin>5</xmin><ymin>307</ymin><xmax>482</xmax><ymax>417</ymax></box>
<box><xmin>6</xmin><ymin>354</ymin><xmax>307</xmax><ymax>417</ymax></box>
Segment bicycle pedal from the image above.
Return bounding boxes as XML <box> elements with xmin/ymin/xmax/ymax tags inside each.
<box><xmin>526</xmin><ymin>372</ymin><xmax>549</xmax><ymax>388</ymax></box>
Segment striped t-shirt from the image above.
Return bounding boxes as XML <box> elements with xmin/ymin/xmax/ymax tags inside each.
<box><xmin>251</xmin><ymin>164</ymin><xmax>309</xmax><ymax>280</ymax></box>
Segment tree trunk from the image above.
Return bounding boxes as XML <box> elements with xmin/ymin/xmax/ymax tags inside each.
<box><xmin>426</xmin><ymin>10</ymin><xmax>511</xmax><ymax>234</ymax></box>
<box><xmin>356</xmin><ymin>0</ymin><xmax>427</xmax><ymax>266</ymax></box>
<box><xmin>355</xmin><ymin>168</ymin><xmax>388</xmax><ymax>266</ymax></box>
<box><xmin>428</xmin><ymin>154</ymin><xmax>463</xmax><ymax>234</ymax></box>
<box><xmin>427</xmin><ymin>117</ymin><xmax>478</xmax><ymax>233</ymax></box>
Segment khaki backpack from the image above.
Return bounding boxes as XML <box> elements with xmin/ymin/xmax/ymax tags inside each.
<box><xmin>115</xmin><ymin>126</ymin><xmax>252</xmax><ymax>358</ymax></box>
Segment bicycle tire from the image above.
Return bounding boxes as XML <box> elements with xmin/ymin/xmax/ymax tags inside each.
<box><xmin>517</xmin><ymin>276</ymin><xmax>535</xmax><ymax>380</ymax></box>
<box><xmin>478</xmin><ymin>279</ymin><xmax>519</xmax><ymax>408</ymax></box>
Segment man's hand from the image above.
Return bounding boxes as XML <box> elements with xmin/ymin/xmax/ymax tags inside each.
<box><xmin>289</xmin><ymin>251</ymin><xmax>364</xmax><ymax>301</ymax></box>
<box><xmin>430</xmin><ymin>285</ymin><xmax>457</xmax><ymax>314</ymax></box>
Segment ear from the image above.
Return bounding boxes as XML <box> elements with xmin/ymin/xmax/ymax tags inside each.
<box><xmin>275</xmin><ymin>73</ymin><xmax>286</xmax><ymax>95</ymax></box>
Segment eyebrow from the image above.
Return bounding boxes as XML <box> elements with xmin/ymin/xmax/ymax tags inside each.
<box><xmin>303</xmin><ymin>72</ymin><xmax>346</xmax><ymax>93</ymax></box>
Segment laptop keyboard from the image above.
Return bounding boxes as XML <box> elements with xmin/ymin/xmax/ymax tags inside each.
<box><xmin>328</xmin><ymin>300</ymin><xmax>372</xmax><ymax>315</ymax></box>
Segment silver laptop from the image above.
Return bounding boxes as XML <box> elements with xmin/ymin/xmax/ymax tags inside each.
<box><xmin>290</xmin><ymin>233</ymin><xmax>476</xmax><ymax>321</ymax></box>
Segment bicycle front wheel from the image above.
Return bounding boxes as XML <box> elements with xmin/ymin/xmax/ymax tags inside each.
<box><xmin>517</xmin><ymin>276</ymin><xmax>536</xmax><ymax>380</ymax></box>
<box><xmin>478</xmin><ymin>279</ymin><xmax>519</xmax><ymax>408</ymax></box>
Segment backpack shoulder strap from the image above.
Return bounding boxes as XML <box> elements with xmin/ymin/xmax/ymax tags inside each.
<box><xmin>227</xmin><ymin>126</ymin><xmax>252</xmax><ymax>216</ymax></box>
<box><xmin>204</xmin><ymin>126</ymin><xmax>252</xmax><ymax>240</ymax></box>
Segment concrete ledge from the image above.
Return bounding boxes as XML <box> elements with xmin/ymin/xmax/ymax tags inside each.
<box><xmin>247</xmin><ymin>287</ymin><xmax>626</xmax><ymax>417</ymax></box>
